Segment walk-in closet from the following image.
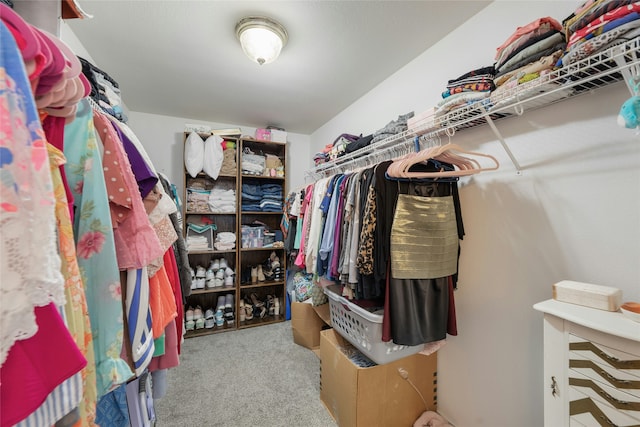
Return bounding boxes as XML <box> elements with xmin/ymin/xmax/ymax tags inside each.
<box><xmin>2</xmin><ymin>1</ymin><xmax>639</xmax><ymax>426</ymax></box>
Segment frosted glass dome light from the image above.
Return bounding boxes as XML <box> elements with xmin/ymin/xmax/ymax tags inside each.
<box><xmin>235</xmin><ymin>16</ymin><xmax>288</xmax><ymax>65</ymax></box>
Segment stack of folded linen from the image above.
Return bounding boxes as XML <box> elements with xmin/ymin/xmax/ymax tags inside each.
<box><xmin>187</xmin><ymin>235</ymin><xmax>209</xmax><ymax>251</ymax></box>
<box><xmin>560</xmin><ymin>0</ymin><xmax>640</xmax><ymax>67</ymax></box>
<box><xmin>214</xmin><ymin>232</ymin><xmax>236</xmax><ymax>251</ymax></box>
<box><xmin>436</xmin><ymin>66</ymin><xmax>495</xmax><ymax>117</ymax></box>
<box><xmin>186</xmin><ymin>187</ymin><xmax>210</xmax><ymax>212</ymax></box>
<box><xmin>208</xmin><ymin>188</ymin><xmax>235</xmax><ymax>213</ymax></box>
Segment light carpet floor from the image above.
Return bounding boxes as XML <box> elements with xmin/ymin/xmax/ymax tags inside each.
<box><xmin>154</xmin><ymin>320</ymin><xmax>337</xmax><ymax>426</ymax></box>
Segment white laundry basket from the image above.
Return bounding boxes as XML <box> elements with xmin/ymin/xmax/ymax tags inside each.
<box><xmin>325</xmin><ymin>287</ymin><xmax>424</xmax><ymax>365</ymax></box>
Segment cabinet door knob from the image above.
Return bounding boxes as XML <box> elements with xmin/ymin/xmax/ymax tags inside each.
<box><xmin>551</xmin><ymin>376</ymin><xmax>559</xmax><ymax>397</ymax></box>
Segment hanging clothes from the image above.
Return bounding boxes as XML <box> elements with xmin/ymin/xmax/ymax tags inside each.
<box><xmin>63</xmin><ymin>99</ymin><xmax>133</xmax><ymax>396</ymax></box>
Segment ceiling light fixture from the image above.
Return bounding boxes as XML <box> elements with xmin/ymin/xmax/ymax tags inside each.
<box><xmin>235</xmin><ymin>16</ymin><xmax>288</xmax><ymax>65</ymax></box>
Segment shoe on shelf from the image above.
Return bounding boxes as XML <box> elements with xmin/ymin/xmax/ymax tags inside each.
<box><xmin>239</xmin><ymin>300</ymin><xmax>246</xmax><ymax>322</ymax></box>
<box><xmin>251</xmin><ymin>267</ymin><xmax>258</xmax><ymax>284</ymax></box>
<box><xmin>241</xmin><ymin>267</ymin><xmax>251</xmax><ymax>285</ymax></box>
<box><xmin>273</xmin><ymin>297</ymin><xmax>281</xmax><ymax>316</ymax></box>
<box><xmin>273</xmin><ymin>267</ymin><xmax>282</xmax><ymax>282</ymax></box>
<box><xmin>267</xmin><ymin>295</ymin><xmax>275</xmax><ymax>316</ymax></box>
<box><xmin>244</xmin><ymin>301</ymin><xmax>254</xmax><ymax>320</ymax></box>
<box><xmin>205</xmin><ymin>308</ymin><xmax>215</xmax><ymax>320</ymax></box>
<box><xmin>270</xmin><ymin>251</ymin><xmax>280</xmax><ymax>269</ymax></box>
<box><xmin>262</xmin><ymin>263</ymin><xmax>274</xmax><ymax>281</ymax></box>
<box><xmin>224</xmin><ymin>275</ymin><xmax>234</xmax><ymax>288</ymax></box>
<box><xmin>206</xmin><ymin>268</ymin><xmax>215</xmax><ymax>281</ymax></box>
<box><xmin>250</xmin><ymin>293</ymin><xmax>267</xmax><ymax>318</ymax></box>
<box><xmin>204</xmin><ymin>309</ymin><xmax>215</xmax><ymax>329</ymax></box>
<box><xmin>216</xmin><ymin>295</ymin><xmax>226</xmax><ymax>313</ymax></box>
<box><xmin>215</xmin><ymin>307</ymin><xmax>224</xmax><ymax>327</ymax></box>
<box><xmin>194</xmin><ymin>306</ymin><xmax>204</xmax><ymax>320</ymax></box>
<box><xmin>196</xmin><ymin>265</ymin><xmax>206</xmax><ymax>278</ymax></box>
<box><xmin>224</xmin><ymin>267</ymin><xmax>235</xmax><ymax>278</ymax></box>
<box><xmin>185</xmin><ymin>306</ymin><xmax>195</xmax><ymax>322</ymax></box>
<box><xmin>195</xmin><ymin>317</ymin><xmax>205</xmax><ymax>330</ymax></box>
<box><xmin>257</xmin><ymin>265</ymin><xmax>265</xmax><ymax>282</ymax></box>
<box><xmin>189</xmin><ymin>267</ymin><xmax>197</xmax><ymax>290</ymax></box>
<box><xmin>224</xmin><ymin>294</ymin><xmax>234</xmax><ymax>318</ymax></box>
<box><xmin>211</xmin><ymin>259</ymin><xmax>220</xmax><ymax>271</ymax></box>
<box><xmin>219</xmin><ymin>258</ymin><xmax>228</xmax><ymax>270</ymax></box>
<box><xmin>196</xmin><ymin>278</ymin><xmax>206</xmax><ymax>289</ymax></box>
<box><xmin>185</xmin><ymin>319</ymin><xmax>195</xmax><ymax>331</ymax></box>
<box><xmin>215</xmin><ymin>269</ymin><xmax>225</xmax><ymax>287</ymax></box>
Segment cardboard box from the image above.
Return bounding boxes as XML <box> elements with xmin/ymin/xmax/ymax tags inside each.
<box><xmin>291</xmin><ymin>301</ymin><xmax>331</xmax><ymax>351</ymax></box>
<box><xmin>320</xmin><ymin>329</ymin><xmax>437</xmax><ymax>427</ymax></box>
<box><xmin>269</xmin><ymin>129</ymin><xmax>287</xmax><ymax>143</ymax></box>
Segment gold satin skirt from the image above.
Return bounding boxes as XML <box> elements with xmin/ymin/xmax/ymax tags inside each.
<box><xmin>390</xmin><ymin>194</ymin><xmax>458</xmax><ymax>279</ymax></box>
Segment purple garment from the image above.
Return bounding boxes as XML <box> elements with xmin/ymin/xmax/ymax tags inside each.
<box><xmin>110</xmin><ymin>122</ymin><xmax>157</xmax><ymax>198</ymax></box>
<box><xmin>330</xmin><ymin>175</ymin><xmax>349</xmax><ymax>279</ymax></box>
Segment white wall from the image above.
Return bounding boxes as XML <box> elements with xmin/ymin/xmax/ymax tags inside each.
<box><xmin>310</xmin><ymin>2</ymin><xmax>640</xmax><ymax>426</ymax></box>
<box><xmin>126</xmin><ymin>111</ymin><xmax>310</xmax><ymax>197</ymax></box>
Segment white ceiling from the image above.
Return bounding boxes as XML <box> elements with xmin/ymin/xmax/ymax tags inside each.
<box><xmin>67</xmin><ymin>1</ymin><xmax>491</xmax><ymax>134</ymax></box>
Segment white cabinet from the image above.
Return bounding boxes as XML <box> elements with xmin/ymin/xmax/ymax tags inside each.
<box><xmin>534</xmin><ymin>299</ymin><xmax>640</xmax><ymax>426</ymax></box>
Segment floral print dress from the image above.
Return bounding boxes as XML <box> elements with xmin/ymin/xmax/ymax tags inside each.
<box><xmin>63</xmin><ymin>99</ymin><xmax>133</xmax><ymax>397</ymax></box>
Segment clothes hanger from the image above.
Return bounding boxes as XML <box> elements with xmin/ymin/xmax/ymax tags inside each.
<box><xmin>392</xmin><ymin>128</ymin><xmax>499</xmax><ymax>179</ymax></box>
<box><xmin>401</xmin><ymin>144</ymin><xmax>499</xmax><ymax>178</ymax></box>
<box><xmin>385</xmin><ymin>136</ymin><xmax>459</xmax><ymax>182</ymax></box>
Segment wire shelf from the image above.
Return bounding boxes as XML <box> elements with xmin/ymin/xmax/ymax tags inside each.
<box><xmin>308</xmin><ymin>37</ymin><xmax>640</xmax><ymax>179</ymax></box>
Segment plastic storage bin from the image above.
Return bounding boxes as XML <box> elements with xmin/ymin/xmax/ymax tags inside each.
<box><xmin>325</xmin><ymin>286</ymin><xmax>424</xmax><ymax>365</ymax></box>
<box><xmin>241</xmin><ymin>225</ymin><xmax>265</xmax><ymax>248</ymax></box>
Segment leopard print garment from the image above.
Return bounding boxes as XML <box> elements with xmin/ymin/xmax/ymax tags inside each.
<box><xmin>356</xmin><ymin>185</ymin><xmax>376</xmax><ymax>275</ymax></box>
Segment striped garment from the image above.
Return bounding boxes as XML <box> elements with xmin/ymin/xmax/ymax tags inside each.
<box><xmin>127</xmin><ymin>268</ymin><xmax>155</xmax><ymax>376</ymax></box>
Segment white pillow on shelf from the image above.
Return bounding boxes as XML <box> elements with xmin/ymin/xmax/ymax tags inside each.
<box><xmin>203</xmin><ymin>134</ymin><xmax>224</xmax><ymax>179</ymax></box>
<box><xmin>184</xmin><ymin>132</ymin><xmax>205</xmax><ymax>178</ymax></box>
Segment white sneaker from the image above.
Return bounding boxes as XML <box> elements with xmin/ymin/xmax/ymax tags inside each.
<box><xmin>211</xmin><ymin>259</ymin><xmax>220</xmax><ymax>271</ymax></box>
<box><xmin>206</xmin><ymin>269</ymin><xmax>215</xmax><ymax>281</ymax></box>
<box><xmin>196</xmin><ymin>277</ymin><xmax>206</xmax><ymax>289</ymax></box>
<box><xmin>215</xmin><ymin>270</ymin><xmax>225</xmax><ymax>287</ymax></box>
<box><xmin>219</xmin><ymin>258</ymin><xmax>228</xmax><ymax>270</ymax></box>
<box><xmin>224</xmin><ymin>267</ymin><xmax>235</xmax><ymax>277</ymax></box>
<box><xmin>196</xmin><ymin>266</ymin><xmax>206</xmax><ymax>278</ymax></box>
<box><xmin>224</xmin><ymin>275</ymin><xmax>234</xmax><ymax>287</ymax></box>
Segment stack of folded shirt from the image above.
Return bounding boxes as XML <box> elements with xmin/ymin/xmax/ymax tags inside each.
<box><xmin>436</xmin><ymin>66</ymin><xmax>495</xmax><ymax>116</ymax></box>
<box><xmin>208</xmin><ymin>188</ymin><xmax>236</xmax><ymax>213</ymax></box>
<box><xmin>259</xmin><ymin>183</ymin><xmax>283</xmax><ymax>212</ymax></box>
<box><xmin>313</xmin><ymin>143</ymin><xmax>333</xmax><ymax>166</ymax></box>
<box><xmin>494</xmin><ymin>17</ymin><xmax>565</xmax><ymax>77</ymax></box>
<box><xmin>371</xmin><ymin>111</ymin><xmax>414</xmax><ymax>144</ymax></box>
<box><xmin>559</xmin><ymin>0</ymin><xmax>640</xmax><ymax>67</ymax></box>
<box><xmin>214</xmin><ymin>232</ymin><xmax>236</xmax><ymax>251</ymax></box>
<box><xmin>241</xmin><ymin>147</ymin><xmax>266</xmax><ymax>175</ymax></box>
<box><xmin>492</xmin><ymin>17</ymin><xmax>566</xmax><ymax>99</ymax></box>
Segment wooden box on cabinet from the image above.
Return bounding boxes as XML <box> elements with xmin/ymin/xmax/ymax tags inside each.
<box><xmin>533</xmin><ymin>299</ymin><xmax>640</xmax><ymax>426</ymax></box>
